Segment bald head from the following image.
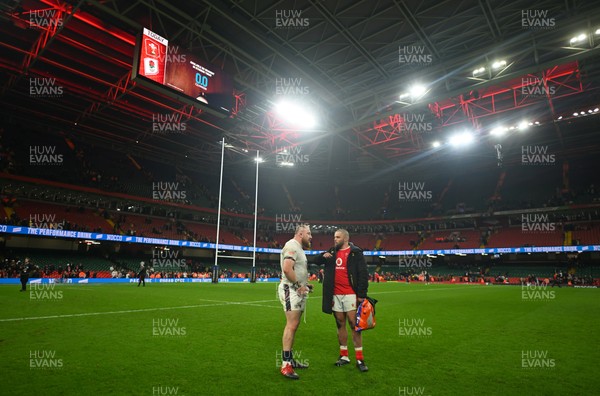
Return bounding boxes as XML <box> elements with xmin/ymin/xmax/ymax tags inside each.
<box><xmin>336</xmin><ymin>229</ymin><xmax>349</xmax><ymax>239</ymax></box>
<box><xmin>334</xmin><ymin>229</ymin><xmax>349</xmax><ymax>249</ymax></box>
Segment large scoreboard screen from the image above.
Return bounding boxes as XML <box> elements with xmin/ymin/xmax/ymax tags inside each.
<box><xmin>133</xmin><ymin>28</ymin><xmax>234</xmax><ymax>117</ymax></box>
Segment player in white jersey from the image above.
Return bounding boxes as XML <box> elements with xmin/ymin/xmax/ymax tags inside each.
<box><xmin>278</xmin><ymin>224</ymin><xmax>312</xmax><ymax>379</ymax></box>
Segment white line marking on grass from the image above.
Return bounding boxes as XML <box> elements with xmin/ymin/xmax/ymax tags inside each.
<box><xmin>196</xmin><ymin>298</ymin><xmax>281</xmax><ymax>304</ymax></box>
<box><xmin>231</xmin><ymin>303</ymin><xmax>280</xmax><ymax>309</ymax></box>
<box><xmin>0</xmin><ymin>286</ymin><xmax>484</xmax><ymax>322</ymax></box>
<box><xmin>0</xmin><ymin>299</ymin><xmax>279</xmax><ymax>322</ymax></box>
<box><xmin>196</xmin><ymin>298</ymin><xmax>280</xmax><ymax>308</ymax></box>
<box><xmin>195</xmin><ymin>298</ymin><xmax>281</xmax><ymax>309</ymax></box>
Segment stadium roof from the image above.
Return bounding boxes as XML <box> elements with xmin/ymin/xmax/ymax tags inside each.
<box><xmin>1</xmin><ymin>0</ymin><xmax>600</xmax><ymax>181</ymax></box>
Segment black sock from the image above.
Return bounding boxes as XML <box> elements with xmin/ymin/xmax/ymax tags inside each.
<box><xmin>283</xmin><ymin>350</ymin><xmax>292</xmax><ymax>362</ymax></box>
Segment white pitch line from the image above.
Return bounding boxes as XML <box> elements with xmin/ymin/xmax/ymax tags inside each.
<box><xmin>0</xmin><ymin>285</ymin><xmax>485</xmax><ymax>322</ymax></box>
<box><xmin>195</xmin><ymin>298</ymin><xmax>281</xmax><ymax>309</ymax></box>
<box><xmin>0</xmin><ymin>299</ymin><xmax>278</xmax><ymax>322</ymax></box>
<box><xmin>196</xmin><ymin>298</ymin><xmax>279</xmax><ymax>304</ymax></box>
<box><xmin>231</xmin><ymin>302</ymin><xmax>280</xmax><ymax>309</ymax></box>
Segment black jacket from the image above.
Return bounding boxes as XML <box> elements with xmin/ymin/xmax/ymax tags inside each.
<box><xmin>20</xmin><ymin>265</ymin><xmax>30</xmax><ymax>280</ymax></box>
<box><xmin>313</xmin><ymin>243</ymin><xmax>369</xmax><ymax>314</ymax></box>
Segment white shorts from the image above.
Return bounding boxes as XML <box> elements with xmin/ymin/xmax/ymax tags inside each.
<box><xmin>278</xmin><ymin>282</ymin><xmax>307</xmax><ymax>312</ymax></box>
<box><xmin>332</xmin><ymin>294</ymin><xmax>357</xmax><ymax>313</ymax></box>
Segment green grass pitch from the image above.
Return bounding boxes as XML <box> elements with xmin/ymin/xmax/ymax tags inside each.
<box><xmin>1</xmin><ymin>282</ymin><xmax>598</xmax><ymax>395</ymax></box>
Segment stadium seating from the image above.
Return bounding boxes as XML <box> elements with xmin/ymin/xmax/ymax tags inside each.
<box><xmin>11</xmin><ymin>201</ymin><xmax>112</xmax><ymax>233</ymax></box>
<box><xmin>487</xmin><ymin>227</ymin><xmax>564</xmax><ymax>248</ymax></box>
<box><xmin>1</xmin><ymin>127</ymin><xmax>599</xmax><ymax>286</ymax></box>
<box><xmin>417</xmin><ymin>230</ymin><xmax>483</xmax><ymax>249</ymax></box>
<box><xmin>571</xmin><ymin>224</ymin><xmax>600</xmax><ymax>245</ymax></box>
<box><xmin>379</xmin><ymin>233</ymin><xmax>420</xmax><ymax>250</ymax></box>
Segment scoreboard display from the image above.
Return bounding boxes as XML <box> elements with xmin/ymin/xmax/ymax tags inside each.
<box><xmin>138</xmin><ymin>28</ymin><xmax>168</xmax><ymax>85</ymax></box>
<box><xmin>133</xmin><ymin>28</ymin><xmax>234</xmax><ymax>117</ymax></box>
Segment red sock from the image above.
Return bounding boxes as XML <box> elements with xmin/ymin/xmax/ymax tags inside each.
<box><xmin>355</xmin><ymin>347</ymin><xmax>364</xmax><ymax>361</ymax></box>
<box><xmin>340</xmin><ymin>346</ymin><xmax>348</xmax><ymax>357</ymax></box>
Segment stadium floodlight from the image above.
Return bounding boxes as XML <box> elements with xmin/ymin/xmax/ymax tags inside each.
<box><xmin>490</xmin><ymin>126</ymin><xmax>507</xmax><ymax>136</ymax></box>
<box><xmin>518</xmin><ymin>121</ymin><xmax>529</xmax><ymax>130</ymax></box>
<box><xmin>589</xmin><ymin>109</ymin><xmax>594</xmax><ymax>113</ymax></box>
<box><xmin>473</xmin><ymin>67</ymin><xmax>485</xmax><ymax>76</ymax></box>
<box><xmin>596</xmin><ymin>28</ymin><xmax>600</xmax><ymax>35</ymax></box>
<box><xmin>432</xmin><ymin>141</ymin><xmax>441</xmax><ymax>148</ymax></box>
<box><xmin>573</xmin><ymin>112</ymin><xmax>579</xmax><ymax>116</ymax></box>
<box><xmin>409</xmin><ymin>84</ymin><xmax>427</xmax><ymax>99</ymax></box>
<box><xmin>274</xmin><ymin>100</ymin><xmax>317</xmax><ymax>129</ymax></box>
<box><xmin>580</xmin><ymin>111</ymin><xmax>585</xmax><ymax>115</ymax></box>
<box><xmin>534</xmin><ymin>121</ymin><xmax>540</xmax><ymax>125</ymax></box>
<box><xmin>557</xmin><ymin>116</ymin><xmax>563</xmax><ymax>120</ymax></box>
<box><xmin>449</xmin><ymin>131</ymin><xmax>474</xmax><ymax>147</ymax></box>
<box><xmin>278</xmin><ymin>161</ymin><xmax>294</xmax><ymax>167</ymax></box>
<box><xmin>399</xmin><ymin>92</ymin><xmax>410</xmax><ymax>100</ymax></box>
<box><xmin>491</xmin><ymin>60</ymin><xmax>506</xmax><ymax>69</ymax></box>
<box><xmin>570</xmin><ymin>33</ymin><xmax>587</xmax><ymax>44</ymax></box>
<box><xmin>595</xmin><ymin>108</ymin><xmax>599</xmax><ymax>112</ymax></box>
<box><xmin>254</xmin><ymin>156</ymin><xmax>264</xmax><ymax>163</ymax></box>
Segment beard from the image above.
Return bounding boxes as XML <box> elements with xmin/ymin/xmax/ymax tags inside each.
<box><xmin>302</xmin><ymin>239</ymin><xmax>311</xmax><ymax>249</ymax></box>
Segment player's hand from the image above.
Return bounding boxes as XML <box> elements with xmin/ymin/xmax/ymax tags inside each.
<box><xmin>357</xmin><ymin>297</ymin><xmax>365</xmax><ymax>303</ymax></box>
<box><xmin>323</xmin><ymin>252</ymin><xmax>333</xmax><ymax>258</ymax></box>
<box><xmin>306</xmin><ymin>284</ymin><xmax>314</xmax><ymax>293</ymax></box>
<box><xmin>297</xmin><ymin>285</ymin><xmax>310</xmax><ymax>296</ymax></box>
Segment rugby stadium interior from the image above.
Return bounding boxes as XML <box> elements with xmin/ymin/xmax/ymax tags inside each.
<box><xmin>1</xmin><ymin>1</ymin><xmax>600</xmax><ymax>395</ymax></box>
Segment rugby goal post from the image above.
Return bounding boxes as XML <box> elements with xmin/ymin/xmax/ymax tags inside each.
<box><xmin>213</xmin><ymin>139</ymin><xmax>259</xmax><ymax>283</ymax></box>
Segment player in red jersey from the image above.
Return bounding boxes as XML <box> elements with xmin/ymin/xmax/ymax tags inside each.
<box><xmin>314</xmin><ymin>229</ymin><xmax>369</xmax><ymax>372</ymax></box>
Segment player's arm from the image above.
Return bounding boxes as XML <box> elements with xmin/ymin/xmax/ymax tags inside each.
<box><xmin>282</xmin><ymin>257</ymin><xmax>299</xmax><ymax>285</ymax></box>
<box><xmin>313</xmin><ymin>253</ymin><xmax>326</xmax><ymax>265</ymax></box>
<box><xmin>314</xmin><ymin>248</ymin><xmax>336</xmax><ymax>265</ymax></box>
<box><xmin>282</xmin><ymin>253</ymin><xmax>309</xmax><ymax>294</ymax></box>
